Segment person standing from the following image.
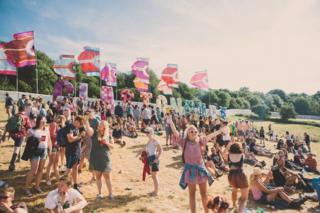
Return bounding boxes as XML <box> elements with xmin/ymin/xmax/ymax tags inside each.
<box><xmin>1</xmin><ymin>106</ymin><xmax>31</xmax><ymax>171</ymax></box>
<box><xmin>65</xmin><ymin>116</ymin><xmax>93</xmax><ymax>193</ymax></box>
<box><xmin>144</xmin><ymin>127</ymin><xmax>162</xmax><ymax>196</ymax></box>
<box><xmin>5</xmin><ymin>93</ymin><xmax>14</xmax><ymax>119</ymax></box>
<box><xmin>90</xmin><ymin>120</ymin><xmax>114</xmax><ymax>199</ymax></box>
<box><xmin>24</xmin><ymin>115</ymin><xmax>52</xmax><ymax>196</ymax></box>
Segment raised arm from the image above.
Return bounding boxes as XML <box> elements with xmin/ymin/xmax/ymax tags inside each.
<box><xmin>206</xmin><ymin>129</ymin><xmax>222</xmax><ymax>142</ymax></box>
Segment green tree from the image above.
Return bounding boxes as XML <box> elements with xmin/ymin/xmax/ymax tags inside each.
<box><xmin>293</xmin><ymin>97</ymin><xmax>310</xmax><ymax>115</ymax></box>
<box><xmin>268</xmin><ymin>89</ymin><xmax>287</xmax><ymax>100</ymax></box>
<box><xmin>280</xmin><ymin>103</ymin><xmax>296</xmax><ymax>121</ymax></box>
<box><xmin>252</xmin><ymin>104</ymin><xmax>270</xmax><ymax>120</ymax></box>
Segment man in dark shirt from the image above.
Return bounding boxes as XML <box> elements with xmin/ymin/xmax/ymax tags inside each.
<box><xmin>5</xmin><ymin>93</ymin><xmax>13</xmax><ymax>119</ymax></box>
<box><xmin>66</xmin><ymin>116</ymin><xmax>87</xmax><ymax>192</ymax></box>
<box><xmin>114</xmin><ymin>102</ymin><xmax>124</xmax><ymax>118</ymax></box>
<box><xmin>304</xmin><ymin>132</ymin><xmax>311</xmax><ymax>152</ymax></box>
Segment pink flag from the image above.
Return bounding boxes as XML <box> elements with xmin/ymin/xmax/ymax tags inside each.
<box><xmin>161</xmin><ymin>64</ymin><xmax>178</xmax><ymax>88</ymax></box>
<box><xmin>101</xmin><ymin>86</ymin><xmax>114</xmax><ymax>111</ymax></box>
<box><xmin>190</xmin><ymin>71</ymin><xmax>209</xmax><ymax>91</ymax></box>
<box><xmin>101</xmin><ymin>63</ymin><xmax>117</xmax><ymax>86</ymax></box>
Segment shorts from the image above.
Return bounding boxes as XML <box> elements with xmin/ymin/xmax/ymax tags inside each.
<box><xmin>165</xmin><ymin>127</ymin><xmax>172</xmax><ymax>136</ymax></box>
<box><xmin>257</xmin><ymin>193</ymin><xmax>268</xmax><ymax>204</ymax></box>
<box><xmin>66</xmin><ymin>154</ymin><xmax>80</xmax><ymax>169</ymax></box>
<box><xmin>148</xmin><ymin>155</ymin><xmax>159</xmax><ymax>172</ymax></box>
<box><xmin>51</xmin><ymin>146</ymin><xmax>60</xmax><ymax>153</ymax></box>
<box><xmin>31</xmin><ymin>148</ymin><xmax>48</xmax><ymax>161</ymax></box>
<box><xmin>228</xmin><ymin>169</ymin><xmax>248</xmax><ymax>189</ymax></box>
<box><xmin>12</xmin><ymin>136</ymin><xmax>24</xmax><ymax>147</ymax></box>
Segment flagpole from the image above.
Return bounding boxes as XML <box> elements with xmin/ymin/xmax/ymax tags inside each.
<box><xmin>16</xmin><ymin>70</ymin><xmax>19</xmax><ymax>98</ymax></box>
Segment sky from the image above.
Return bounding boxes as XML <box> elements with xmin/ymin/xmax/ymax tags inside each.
<box><xmin>0</xmin><ymin>0</ymin><xmax>319</xmax><ymax>94</ymax></box>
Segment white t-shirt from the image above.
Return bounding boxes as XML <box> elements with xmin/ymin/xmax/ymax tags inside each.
<box><xmin>29</xmin><ymin>128</ymin><xmax>50</xmax><ymax>149</ymax></box>
<box><xmin>222</xmin><ymin>126</ymin><xmax>231</xmax><ymax>141</ymax></box>
<box><xmin>44</xmin><ymin>188</ymin><xmax>85</xmax><ymax>213</ymax></box>
<box><xmin>146</xmin><ymin>139</ymin><xmax>160</xmax><ymax>156</ymax></box>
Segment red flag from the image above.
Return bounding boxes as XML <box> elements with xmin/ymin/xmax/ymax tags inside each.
<box><xmin>190</xmin><ymin>71</ymin><xmax>209</xmax><ymax>91</ymax></box>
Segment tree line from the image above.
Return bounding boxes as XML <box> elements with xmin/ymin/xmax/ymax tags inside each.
<box><xmin>0</xmin><ymin>50</ymin><xmax>319</xmax><ymax>120</ymax></box>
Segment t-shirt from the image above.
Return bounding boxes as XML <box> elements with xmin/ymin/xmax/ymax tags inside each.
<box><xmin>66</xmin><ymin>124</ymin><xmax>85</xmax><ymax>157</ymax></box>
<box><xmin>146</xmin><ymin>140</ymin><xmax>160</xmax><ymax>156</ymax></box>
<box><xmin>5</xmin><ymin>96</ymin><xmax>13</xmax><ymax>107</ymax></box>
<box><xmin>29</xmin><ymin>128</ymin><xmax>50</xmax><ymax>149</ymax></box>
<box><xmin>44</xmin><ymin>188</ymin><xmax>85</xmax><ymax>213</ymax></box>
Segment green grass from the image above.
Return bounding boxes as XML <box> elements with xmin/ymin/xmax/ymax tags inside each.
<box><xmin>229</xmin><ymin>115</ymin><xmax>320</xmax><ymax>141</ymax></box>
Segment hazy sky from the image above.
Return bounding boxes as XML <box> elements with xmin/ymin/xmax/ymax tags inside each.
<box><xmin>1</xmin><ymin>0</ymin><xmax>319</xmax><ymax>94</ymax></box>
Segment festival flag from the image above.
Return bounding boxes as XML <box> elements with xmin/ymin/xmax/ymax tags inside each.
<box><xmin>101</xmin><ymin>62</ymin><xmax>117</xmax><ymax>86</ymax></box>
<box><xmin>101</xmin><ymin>86</ymin><xmax>114</xmax><ymax>111</ymax></box>
<box><xmin>78</xmin><ymin>47</ymin><xmax>100</xmax><ymax>77</ymax></box>
<box><xmin>161</xmin><ymin>64</ymin><xmax>179</xmax><ymax>88</ymax></box>
<box><xmin>157</xmin><ymin>79</ymin><xmax>172</xmax><ymax>95</ymax></box>
<box><xmin>0</xmin><ymin>45</ymin><xmax>16</xmax><ymax>75</ymax></box>
<box><xmin>190</xmin><ymin>71</ymin><xmax>209</xmax><ymax>91</ymax></box>
<box><xmin>79</xmin><ymin>83</ymin><xmax>88</xmax><ymax>100</ymax></box>
<box><xmin>131</xmin><ymin>58</ymin><xmax>149</xmax><ymax>92</ymax></box>
<box><xmin>53</xmin><ymin>55</ymin><xmax>76</xmax><ymax>80</ymax></box>
<box><xmin>1</xmin><ymin>31</ymin><xmax>36</xmax><ymax>68</ymax></box>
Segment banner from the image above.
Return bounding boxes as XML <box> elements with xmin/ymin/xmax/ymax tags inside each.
<box><xmin>140</xmin><ymin>92</ymin><xmax>152</xmax><ymax>105</ymax></box>
<box><xmin>52</xmin><ymin>80</ymin><xmax>74</xmax><ymax>101</ymax></box>
<box><xmin>161</xmin><ymin>64</ymin><xmax>178</xmax><ymax>88</ymax></box>
<box><xmin>53</xmin><ymin>55</ymin><xmax>76</xmax><ymax>80</ymax></box>
<box><xmin>131</xmin><ymin>58</ymin><xmax>149</xmax><ymax>92</ymax></box>
<box><xmin>1</xmin><ymin>31</ymin><xmax>36</xmax><ymax>68</ymax></box>
<box><xmin>101</xmin><ymin>86</ymin><xmax>114</xmax><ymax>110</ymax></box>
<box><xmin>190</xmin><ymin>71</ymin><xmax>209</xmax><ymax>91</ymax></box>
<box><xmin>78</xmin><ymin>46</ymin><xmax>100</xmax><ymax>77</ymax></box>
<box><xmin>0</xmin><ymin>45</ymin><xmax>16</xmax><ymax>75</ymax></box>
<box><xmin>79</xmin><ymin>83</ymin><xmax>88</xmax><ymax>100</ymax></box>
<box><xmin>101</xmin><ymin>62</ymin><xmax>117</xmax><ymax>86</ymax></box>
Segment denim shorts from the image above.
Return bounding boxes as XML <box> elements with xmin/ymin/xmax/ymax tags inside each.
<box><xmin>31</xmin><ymin>148</ymin><xmax>48</xmax><ymax>161</ymax></box>
<box><xmin>148</xmin><ymin>155</ymin><xmax>159</xmax><ymax>172</ymax></box>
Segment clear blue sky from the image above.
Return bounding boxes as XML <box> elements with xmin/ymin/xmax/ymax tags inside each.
<box><xmin>1</xmin><ymin>0</ymin><xmax>319</xmax><ymax>94</ymax></box>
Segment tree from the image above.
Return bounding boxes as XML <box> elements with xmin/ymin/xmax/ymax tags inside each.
<box><xmin>293</xmin><ymin>97</ymin><xmax>310</xmax><ymax>115</ymax></box>
<box><xmin>268</xmin><ymin>89</ymin><xmax>287</xmax><ymax>101</ymax></box>
<box><xmin>280</xmin><ymin>104</ymin><xmax>296</xmax><ymax>121</ymax></box>
<box><xmin>217</xmin><ymin>91</ymin><xmax>231</xmax><ymax>108</ymax></box>
<box><xmin>248</xmin><ymin>96</ymin><xmax>262</xmax><ymax>107</ymax></box>
<box><xmin>252</xmin><ymin>104</ymin><xmax>270</xmax><ymax>120</ymax></box>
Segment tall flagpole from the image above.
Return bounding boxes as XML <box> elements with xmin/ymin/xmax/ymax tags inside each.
<box><xmin>16</xmin><ymin>69</ymin><xmax>19</xmax><ymax>97</ymax></box>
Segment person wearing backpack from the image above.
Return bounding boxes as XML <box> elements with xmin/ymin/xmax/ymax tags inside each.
<box><xmin>1</xmin><ymin>106</ymin><xmax>31</xmax><ymax>171</ymax></box>
<box><xmin>167</xmin><ymin>117</ymin><xmax>222</xmax><ymax>213</ymax></box>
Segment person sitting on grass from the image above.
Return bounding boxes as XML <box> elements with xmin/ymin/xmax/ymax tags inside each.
<box><xmin>124</xmin><ymin>115</ymin><xmax>138</xmax><ymax>138</ymax></box>
<box><xmin>304</xmin><ymin>153</ymin><xmax>320</xmax><ymax>174</ymax></box>
<box><xmin>207</xmin><ymin>195</ymin><xmax>230</xmax><ymax>213</ymax></box>
<box><xmin>112</xmin><ymin>122</ymin><xmax>126</xmax><ymax>147</ymax></box>
<box><xmin>0</xmin><ymin>186</ymin><xmax>28</xmax><ymax>213</ymax></box>
<box><xmin>45</xmin><ymin>177</ymin><xmax>88</xmax><ymax>213</ymax></box>
<box><xmin>242</xmin><ymin>143</ymin><xmax>266</xmax><ymax>169</ymax></box>
<box><xmin>250</xmin><ymin>167</ymin><xmax>306</xmax><ymax>209</ymax></box>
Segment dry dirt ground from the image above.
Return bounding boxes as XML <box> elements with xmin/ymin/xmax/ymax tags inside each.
<box><xmin>0</xmin><ymin>103</ymin><xmax>319</xmax><ymax>212</ymax></box>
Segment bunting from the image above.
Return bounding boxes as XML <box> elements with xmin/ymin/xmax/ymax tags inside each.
<box><xmin>101</xmin><ymin>62</ymin><xmax>117</xmax><ymax>86</ymax></box>
<box><xmin>131</xmin><ymin>58</ymin><xmax>149</xmax><ymax>92</ymax></box>
<box><xmin>78</xmin><ymin>47</ymin><xmax>100</xmax><ymax>77</ymax></box>
<box><xmin>190</xmin><ymin>71</ymin><xmax>209</xmax><ymax>91</ymax></box>
<box><xmin>53</xmin><ymin>55</ymin><xmax>76</xmax><ymax>80</ymax></box>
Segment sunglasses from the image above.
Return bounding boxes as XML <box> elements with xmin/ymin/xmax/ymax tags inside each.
<box><xmin>0</xmin><ymin>195</ymin><xmax>9</xmax><ymax>199</ymax></box>
<box><xmin>189</xmin><ymin>130</ymin><xmax>198</xmax><ymax>134</ymax></box>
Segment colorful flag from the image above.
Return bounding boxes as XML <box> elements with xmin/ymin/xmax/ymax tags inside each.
<box><xmin>101</xmin><ymin>63</ymin><xmax>117</xmax><ymax>86</ymax></box>
<box><xmin>131</xmin><ymin>58</ymin><xmax>149</xmax><ymax>92</ymax></box>
<box><xmin>161</xmin><ymin>64</ymin><xmax>178</xmax><ymax>88</ymax></box>
<box><xmin>1</xmin><ymin>31</ymin><xmax>36</xmax><ymax>68</ymax></box>
<box><xmin>157</xmin><ymin>79</ymin><xmax>172</xmax><ymax>95</ymax></box>
<box><xmin>190</xmin><ymin>71</ymin><xmax>209</xmax><ymax>91</ymax></box>
<box><xmin>79</xmin><ymin>83</ymin><xmax>88</xmax><ymax>100</ymax></box>
<box><xmin>0</xmin><ymin>45</ymin><xmax>16</xmax><ymax>75</ymax></box>
<box><xmin>101</xmin><ymin>86</ymin><xmax>114</xmax><ymax>110</ymax></box>
<box><xmin>53</xmin><ymin>55</ymin><xmax>76</xmax><ymax>80</ymax></box>
<box><xmin>78</xmin><ymin>47</ymin><xmax>100</xmax><ymax>77</ymax></box>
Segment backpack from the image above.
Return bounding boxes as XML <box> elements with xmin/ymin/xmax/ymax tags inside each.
<box><xmin>6</xmin><ymin>114</ymin><xmax>23</xmax><ymax>133</ymax></box>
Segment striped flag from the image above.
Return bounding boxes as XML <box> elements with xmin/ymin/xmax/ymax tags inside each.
<box><xmin>161</xmin><ymin>64</ymin><xmax>178</xmax><ymax>88</ymax></box>
<box><xmin>157</xmin><ymin>79</ymin><xmax>172</xmax><ymax>95</ymax></box>
<box><xmin>190</xmin><ymin>71</ymin><xmax>209</xmax><ymax>91</ymax></box>
<box><xmin>0</xmin><ymin>45</ymin><xmax>16</xmax><ymax>75</ymax></box>
<box><xmin>78</xmin><ymin>47</ymin><xmax>100</xmax><ymax>77</ymax></box>
<box><xmin>53</xmin><ymin>55</ymin><xmax>76</xmax><ymax>80</ymax></box>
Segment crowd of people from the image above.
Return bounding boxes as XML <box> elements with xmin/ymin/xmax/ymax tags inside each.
<box><xmin>0</xmin><ymin>92</ymin><xmax>319</xmax><ymax>213</ymax></box>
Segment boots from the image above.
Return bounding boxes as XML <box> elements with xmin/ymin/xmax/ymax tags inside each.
<box><xmin>8</xmin><ymin>153</ymin><xmax>17</xmax><ymax>171</ymax></box>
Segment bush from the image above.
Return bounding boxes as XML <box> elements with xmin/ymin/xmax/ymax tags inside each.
<box><xmin>252</xmin><ymin>104</ymin><xmax>270</xmax><ymax>120</ymax></box>
<box><xmin>280</xmin><ymin>104</ymin><xmax>297</xmax><ymax>121</ymax></box>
